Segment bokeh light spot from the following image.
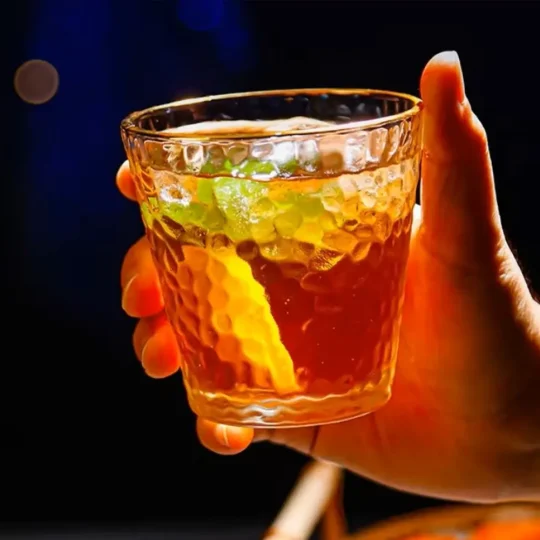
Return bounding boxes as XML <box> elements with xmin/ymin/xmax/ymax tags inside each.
<box><xmin>14</xmin><ymin>59</ymin><xmax>59</xmax><ymax>105</ymax></box>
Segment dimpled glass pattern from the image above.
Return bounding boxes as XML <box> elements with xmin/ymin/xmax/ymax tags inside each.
<box><xmin>121</xmin><ymin>89</ymin><xmax>422</xmax><ymax>427</ymax></box>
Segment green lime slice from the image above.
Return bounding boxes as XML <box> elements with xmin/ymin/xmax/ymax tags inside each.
<box><xmin>142</xmin><ymin>158</ymin><xmax>305</xmax><ymax>238</ymax></box>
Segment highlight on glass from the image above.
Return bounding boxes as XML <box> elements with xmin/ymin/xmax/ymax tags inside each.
<box><xmin>121</xmin><ymin>89</ymin><xmax>423</xmax><ymax>427</ymax></box>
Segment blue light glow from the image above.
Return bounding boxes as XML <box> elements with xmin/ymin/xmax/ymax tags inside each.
<box><xmin>176</xmin><ymin>0</ymin><xmax>225</xmax><ymax>32</ymax></box>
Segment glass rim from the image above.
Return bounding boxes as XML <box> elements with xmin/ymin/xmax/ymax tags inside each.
<box><xmin>120</xmin><ymin>88</ymin><xmax>422</xmax><ymax>142</ymax></box>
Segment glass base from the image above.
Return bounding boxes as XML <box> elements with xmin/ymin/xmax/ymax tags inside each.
<box><xmin>186</xmin><ymin>386</ymin><xmax>391</xmax><ymax>428</ymax></box>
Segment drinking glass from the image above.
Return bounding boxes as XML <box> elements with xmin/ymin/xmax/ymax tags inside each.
<box><xmin>121</xmin><ymin>89</ymin><xmax>422</xmax><ymax>427</ymax></box>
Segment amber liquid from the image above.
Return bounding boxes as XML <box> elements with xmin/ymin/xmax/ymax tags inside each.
<box><xmin>142</xmin><ymin>163</ymin><xmax>417</xmax><ymax>427</ymax></box>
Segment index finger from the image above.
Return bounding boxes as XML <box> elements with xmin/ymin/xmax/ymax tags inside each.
<box><xmin>116</xmin><ymin>160</ymin><xmax>137</xmax><ymax>201</ymax></box>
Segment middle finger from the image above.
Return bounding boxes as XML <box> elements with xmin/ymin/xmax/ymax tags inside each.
<box><xmin>121</xmin><ymin>236</ymin><xmax>164</xmax><ymax>318</ymax></box>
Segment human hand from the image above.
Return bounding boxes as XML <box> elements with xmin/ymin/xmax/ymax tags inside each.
<box><xmin>118</xmin><ymin>51</ymin><xmax>540</xmax><ymax>503</ymax></box>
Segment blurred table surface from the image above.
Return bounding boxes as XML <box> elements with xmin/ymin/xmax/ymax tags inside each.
<box><xmin>1</xmin><ymin>527</ymin><xmax>264</xmax><ymax>540</ymax></box>
<box><xmin>0</xmin><ymin>516</ymin><xmax>378</xmax><ymax>539</ymax></box>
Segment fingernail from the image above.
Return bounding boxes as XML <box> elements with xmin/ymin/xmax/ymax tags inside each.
<box><xmin>442</xmin><ymin>50</ymin><xmax>465</xmax><ymax>102</ymax></box>
<box><xmin>215</xmin><ymin>424</ymin><xmax>231</xmax><ymax>448</ymax></box>
<box><xmin>439</xmin><ymin>50</ymin><xmax>460</xmax><ymax>65</ymax></box>
<box><xmin>121</xmin><ymin>275</ymin><xmax>138</xmax><ymax>313</ymax></box>
<box><xmin>141</xmin><ymin>336</ymin><xmax>149</xmax><ymax>357</ymax></box>
<box><xmin>424</xmin><ymin>51</ymin><xmax>466</xmax><ymax>110</ymax></box>
<box><xmin>141</xmin><ymin>338</ymin><xmax>151</xmax><ymax>370</ymax></box>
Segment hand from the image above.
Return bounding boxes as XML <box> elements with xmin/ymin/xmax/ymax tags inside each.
<box><xmin>118</xmin><ymin>52</ymin><xmax>540</xmax><ymax>503</ymax></box>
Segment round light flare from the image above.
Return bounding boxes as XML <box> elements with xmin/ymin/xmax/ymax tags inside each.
<box><xmin>14</xmin><ymin>60</ymin><xmax>59</xmax><ymax>105</ymax></box>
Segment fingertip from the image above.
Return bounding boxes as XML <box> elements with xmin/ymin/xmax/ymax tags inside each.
<box><xmin>116</xmin><ymin>160</ymin><xmax>138</xmax><ymax>201</ymax></box>
<box><xmin>121</xmin><ymin>237</ymin><xmax>162</xmax><ymax>317</ymax></box>
<box><xmin>121</xmin><ymin>236</ymin><xmax>155</xmax><ymax>287</ymax></box>
<box><xmin>420</xmin><ymin>50</ymin><xmax>465</xmax><ymax>109</ymax></box>
<box><xmin>420</xmin><ymin>50</ymin><xmax>488</xmax><ymax>163</ymax></box>
<box><xmin>141</xmin><ymin>323</ymin><xmax>181</xmax><ymax>378</ymax></box>
<box><xmin>425</xmin><ymin>50</ymin><xmax>460</xmax><ymax>71</ymax></box>
<box><xmin>215</xmin><ymin>424</ymin><xmax>255</xmax><ymax>453</ymax></box>
<box><xmin>121</xmin><ymin>272</ymin><xmax>164</xmax><ymax>318</ymax></box>
<box><xmin>196</xmin><ymin>418</ymin><xmax>254</xmax><ymax>456</ymax></box>
<box><xmin>133</xmin><ymin>313</ymin><xmax>169</xmax><ymax>361</ymax></box>
<box><xmin>418</xmin><ymin>54</ymin><xmax>500</xmax><ymax>268</ymax></box>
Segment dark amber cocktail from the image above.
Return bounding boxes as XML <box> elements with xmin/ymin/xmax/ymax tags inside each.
<box><xmin>121</xmin><ymin>90</ymin><xmax>422</xmax><ymax>427</ymax></box>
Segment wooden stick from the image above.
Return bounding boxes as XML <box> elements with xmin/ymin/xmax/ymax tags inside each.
<box><xmin>321</xmin><ymin>474</ymin><xmax>347</xmax><ymax>540</ymax></box>
<box><xmin>263</xmin><ymin>460</ymin><xmax>344</xmax><ymax>540</ymax></box>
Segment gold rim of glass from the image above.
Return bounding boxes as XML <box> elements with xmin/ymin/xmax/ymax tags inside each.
<box><xmin>120</xmin><ymin>88</ymin><xmax>423</xmax><ymax>141</ymax></box>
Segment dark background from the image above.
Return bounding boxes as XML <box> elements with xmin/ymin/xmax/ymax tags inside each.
<box><xmin>3</xmin><ymin>0</ymin><xmax>539</xmax><ymax>537</ymax></box>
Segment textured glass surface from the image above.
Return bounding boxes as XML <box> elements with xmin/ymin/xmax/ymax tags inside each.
<box><xmin>122</xmin><ymin>89</ymin><xmax>422</xmax><ymax>427</ymax></box>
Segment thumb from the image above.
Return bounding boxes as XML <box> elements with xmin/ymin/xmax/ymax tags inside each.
<box><xmin>419</xmin><ymin>51</ymin><xmax>505</xmax><ymax>270</ymax></box>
